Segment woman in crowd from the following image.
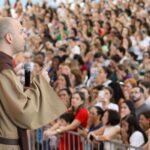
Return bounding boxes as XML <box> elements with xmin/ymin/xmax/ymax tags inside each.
<box><xmin>139</xmin><ymin>111</ymin><xmax>150</xmax><ymax>135</ymax></box>
<box><xmin>44</xmin><ymin>91</ymin><xmax>89</xmax><ymax>150</ymax></box>
<box><xmin>58</xmin><ymin>88</ymin><xmax>72</xmax><ymax>109</ymax></box>
<box><xmin>88</xmin><ymin>109</ymin><xmax>121</xmax><ymax>150</ymax></box>
<box><xmin>119</xmin><ymin>100</ymin><xmax>136</xmax><ymax>119</ymax></box>
<box><xmin>96</xmin><ymin>86</ymin><xmax>119</xmax><ymax>111</ymax></box>
<box><xmin>54</xmin><ymin>74</ymin><xmax>71</xmax><ymax>93</ymax></box>
<box><xmin>123</xmin><ymin>78</ymin><xmax>137</xmax><ymax>100</ymax></box>
<box><xmin>121</xmin><ymin>114</ymin><xmax>148</xmax><ymax>148</ymax></box>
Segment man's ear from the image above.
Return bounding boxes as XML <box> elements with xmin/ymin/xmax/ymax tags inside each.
<box><xmin>5</xmin><ymin>33</ymin><xmax>13</xmax><ymax>44</ymax></box>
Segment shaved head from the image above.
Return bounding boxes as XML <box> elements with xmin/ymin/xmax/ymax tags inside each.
<box><xmin>0</xmin><ymin>17</ymin><xmax>25</xmax><ymax>54</ymax></box>
<box><xmin>0</xmin><ymin>17</ymin><xmax>16</xmax><ymax>41</ymax></box>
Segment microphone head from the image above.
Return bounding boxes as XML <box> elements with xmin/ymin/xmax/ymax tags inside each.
<box><xmin>24</xmin><ymin>63</ymin><xmax>32</xmax><ymax>72</ymax></box>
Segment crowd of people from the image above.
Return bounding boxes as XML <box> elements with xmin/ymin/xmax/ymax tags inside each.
<box><xmin>1</xmin><ymin>0</ymin><xmax>150</xmax><ymax>149</ymax></box>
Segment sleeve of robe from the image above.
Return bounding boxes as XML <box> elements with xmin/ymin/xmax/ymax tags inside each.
<box><xmin>0</xmin><ymin>69</ymin><xmax>67</xmax><ymax>129</ymax></box>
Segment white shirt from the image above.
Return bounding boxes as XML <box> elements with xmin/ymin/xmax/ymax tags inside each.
<box><xmin>145</xmin><ymin>96</ymin><xmax>150</xmax><ymax>107</ymax></box>
<box><xmin>130</xmin><ymin>131</ymin><xmax>145</xmax><ymax>148</ymax></box>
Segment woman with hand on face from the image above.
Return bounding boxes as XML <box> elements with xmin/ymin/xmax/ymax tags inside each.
<box><xmin>121</xmin><ymin>115</ymin><xmax>148</xmax><ymax>148</ymax></box>
<box><xmin>96</xmin><ymin>87</ymin><xmax>119</xmax><ymax>112</ymax></box>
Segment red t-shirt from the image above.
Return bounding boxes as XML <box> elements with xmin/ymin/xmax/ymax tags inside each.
<box><xmin>75</xmin><ymin>107</ymin><xmax>89</xmax><ymax>128</ymax></box>
<box><xmin>58</xmin><ymin>107</ymin><xmax>89</xmax><ymax>150</ymax></box>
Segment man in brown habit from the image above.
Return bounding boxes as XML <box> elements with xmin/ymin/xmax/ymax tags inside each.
<box><xmin>0</xmin><ymin>17</ymin><xmax>66</xmax><ymax>150</ymax></box>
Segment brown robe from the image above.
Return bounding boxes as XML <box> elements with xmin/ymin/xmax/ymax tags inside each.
<box><xmin>0</xmin><ymin>52</ymin><xmax>67</xmax><ymax>150</ymax></box>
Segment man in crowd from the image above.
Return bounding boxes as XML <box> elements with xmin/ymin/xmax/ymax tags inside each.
<box><xmin>130</xmin><ymin>86</ymin><xmax>150</xmax><ymax>119</ymax></box>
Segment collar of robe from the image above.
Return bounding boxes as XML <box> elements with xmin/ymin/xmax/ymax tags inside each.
<box><xmin>0</xmin><ymin>51</ymin><xmax>14</xmax><ymax>72</ymax></box>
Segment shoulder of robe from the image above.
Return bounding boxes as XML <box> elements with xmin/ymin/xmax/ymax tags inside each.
<box><xmin>0</xmin><ymin>63</ymin><xmax>13</xmax><ymax>73</ymax></box>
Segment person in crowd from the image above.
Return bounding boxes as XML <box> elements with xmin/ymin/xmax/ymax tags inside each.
<box><xmin>33</xmin><ymin>51</ymin><xmax>45</xmax><ymax>65</ymax></box>
<box><xmin>139</xmin><ymin>111</ymin><xmax>150</xmax><ymax>135</ymax></box>
<box><xmin>121</xmin><ymin>114</ymin><xmax>148</xmax><ymax>148</ymax></box>
<box><xmin>123</xmin><ymin>78</ymin><xmax>137</xmax><ymax>100</ymax></box>
<box><xmin>44</xmin><ymin>91</ymin><xmax>89</xmax><ymax>150</ymax></box>
<box><xmin>44</xmin><ymin>112</ymin><xmax>74</xmax><ymax>150</ymax></box>
<box><xmin>48</xmin><ymin>55</ymin><xmax>62</xmax><ymax>86</ymax></box>
<box><xmin>144</xmin><ymin>70</ymin><xmax>150</xmax><ymax>81</ymax></box>
<box><xmin>89</xmin><ymin>85</ymin><xmax>104</xmax><ymax>106</ymax></box>
<box><xmin>58</xmin><ymin>88</ymin><xmax>72</xmax><ymax>109</ymax></box>
<box><xmin>94</xmin><ymin>66</ymin><xmax>124</xmax><ymax>103</ymax></box>
<box><xmin>119</xmin><ymin>100</ymin><xmax>136</xmax><ymax>119</ymax></box>
<box><xmin>88</xmin><ymin>109</ymin><xmax>121</xmax><ymax>150</ymax></box>
<box><xmin>130</xmin><ymin>86</ymin><xmax>150</xmax><ymax>118</ymax></box>
<box><xmin>79</xmin><ymin>106</ymin><xmax>104</xmax><ymax>137</ymax></box>
<box><xmin>54</xmin><ymin>73</ymin><xmax>71</xmax><ymax>93</ymax></box>
<box><xmin>80</xmin><ymin>86</ymin><xmax>91</xmax><ymax>108</ymax></box>
<box><xmin>138</xmin><ymin>80</ymin><xmax>150</xmax><ymax>107</ymax></box>
<box><xmin>70</xmin><ymin>69</ymin><xmax>82</xmax><ymax>89</ymax></box>
<box><xmin>78</xmin><ymin>106</ymin><xmax>104</xmax><ymax>150</ymax></box>
<box><xmin>95</xmin><ymin>86</ymin><xmax>119</xmax><ymax>111</ymax></box>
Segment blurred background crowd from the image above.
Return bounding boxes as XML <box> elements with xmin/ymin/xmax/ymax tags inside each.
<box><xmin>0</xmin><ymin>0</ymin><xmax>150</xmax><ymax>149</ymax></box>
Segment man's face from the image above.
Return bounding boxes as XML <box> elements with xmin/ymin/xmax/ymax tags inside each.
<box><xmin>11</xmin><ymin>20</ymin><xmax>26</xmax><ymax>54</ymax></box>
<box><xmin>130</xmin><ymin>87</ymin><xmax>142</xmax><ymax>102</ymax></box>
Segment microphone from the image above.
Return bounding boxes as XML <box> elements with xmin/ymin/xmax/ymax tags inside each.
<box><xmin>24</xmin><ymin>63</ymin><xmax>31</xmax><ymax>87</ymax></box>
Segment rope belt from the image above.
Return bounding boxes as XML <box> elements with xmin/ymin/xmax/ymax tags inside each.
<box><xmin>0</xmin><ymin>137</ymin><xmax>19</xmax><ymax>145</ymax></box>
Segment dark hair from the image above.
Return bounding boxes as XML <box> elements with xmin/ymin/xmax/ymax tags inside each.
<box><xmin>111</xmin><ymin>54</ymin><xmax>121</xmax><ymax>63</ymax></box>
<box><xmin>118</xmin><ymin>47</ymin><xmax>126</xmax><ymax>55</ymax></box>
<box><xmin>105</xmin><ymin>109</ymin><xmax>120</xmax><ymax>126</ymax></box>
<box><xmin>71</xmin><ymin>28</ymin><xmax>77</xmax><ymax>37</ymax></box>
<box><xmin>135</xmin><ymin>86</ymin><xmax>144</xmax><ymax>93</ymax></box>
<box><xmin>34</xmin><ymin>51</ymin><xmax>45</xmax><ymax>59</ymax></box>
<box><xmin>94</xmin><ymin>106</ymin><xmax>104</xmax><ymax>119</ymax></box>
<box><xmin>71</xmin><ymin>69</ymin><xmax>82</xmax><ymax>86</ymax></box>
<box><xmin>140</xmin><ymin>111</ymin><xmax>150</xmax><ymax>119</ymax></box>
<box><xmin>139</xmin><ymin>80</ymin><xmax>150</xmax><ymax>90</ymax></box>
<box><xmin>60</xmin><ymin>112</ymin><xmax>74</xmax><ymax>124</ymax></box>
<box><xmin>103</xmin><ymin>86</ymin><xmax>114</xmax><ymax>101</ymax></box>
<box><xmin>102</xmin><ymin>66</ymin><xmax>112</xmax><ymax>79</ymax></box>
<box><xmin>124</xmin><ymin>100</ymin><xmax>136</xmax><ymax>116</ymax></box>
<box><xmin>129</xmin><ymin>51</ymin><xmax>138</xmax><ymax>60</ymax></box>
<box><xmin>71</xmin><ymin>91</ymin><xmax>86</xmax><ymax>113</ymax></box>
<box><xmin>73</xmin><ymin>54</ymin><xmax>84</xmax><ymax>65</ymax></box>
<box><xmin>93</xmin><ymin>85</ymin><xmax>104</xmax><ymax>91</ymax></box>
<box><xmin>53</xmin><ymin>55</ymin><xmax>62</xmax><ymax>63</ymax></box>
<box><xmin>74</xmin><ymin>91</ymin><xmax>85</xmax><ymax>102</ymax></box>
<box><xmin>125</xmin><ymin>8</ymin><xmax>132</xmax><ymax>16</ymax></box>
<box><xmin>122</xmin><ymin>115</ymin><xmax>148</xmax><ymax>144</ymax></box>
<box><xmin>60</xmin><ymin>74</ymin><xmax>71</xmax><ymax>88</ymax></box>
